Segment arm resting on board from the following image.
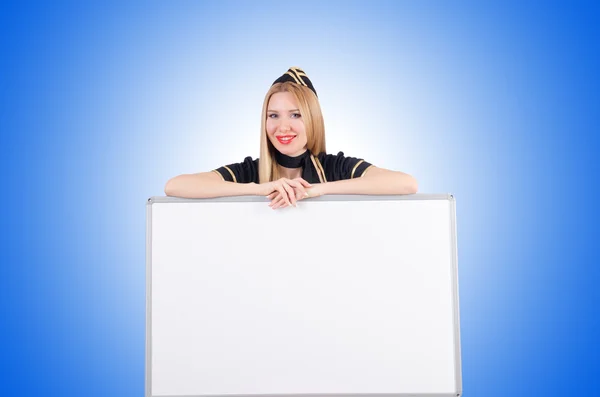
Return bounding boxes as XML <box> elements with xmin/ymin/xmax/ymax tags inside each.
<box><xmin>164</xmin><ymin>172</ymin><xmax>259</xmax><ymax>198</ymax></box>
<box><xmin>311</xmin><ymin>167</ymin><xmax>418</xmax><ymax>196</ymax></box>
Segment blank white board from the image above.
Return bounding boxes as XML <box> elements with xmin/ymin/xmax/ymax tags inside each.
<box><xmin>146</xmin><ymin>194</ymin><xmax>462</xmax><ymax>397</ymax></box>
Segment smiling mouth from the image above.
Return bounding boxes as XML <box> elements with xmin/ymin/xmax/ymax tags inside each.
<box><xmin>276</xmin><ymin>135</ymin><xmax>296</xmax><ymax>144</ymax></box>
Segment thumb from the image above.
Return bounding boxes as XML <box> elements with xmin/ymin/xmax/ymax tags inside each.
<box><xmin>299</xmin><ymin>178</ymin><xmax>313</xmax><ymax>187</ymax></box>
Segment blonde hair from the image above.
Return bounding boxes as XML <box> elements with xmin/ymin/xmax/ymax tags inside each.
<box><xmin>258</xmin><ymin>82</ymin><xmax>326</xmax><ymax>183</ymax></box>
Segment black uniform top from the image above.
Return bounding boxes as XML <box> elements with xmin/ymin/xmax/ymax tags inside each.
<box><xmin>212</xmin><ymin>151</ymin><xmax>374</xmax><ymax>184</ymax></box>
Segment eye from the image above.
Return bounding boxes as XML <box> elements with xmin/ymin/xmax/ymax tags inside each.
<box><xmin>268</xmin><ymin>113</ymin><xmax>278</xmax><ymax>119</ymax></box>
<box><xmin>291</xmin><ymin>113</ymin><xmax>301</xmax><ymax>119</ymax></box>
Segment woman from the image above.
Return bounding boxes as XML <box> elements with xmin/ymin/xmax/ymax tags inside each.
<box><xmin>164</xmin><ymin>67</ymin><xmax>418</xmax><ymax>209</ymax></box>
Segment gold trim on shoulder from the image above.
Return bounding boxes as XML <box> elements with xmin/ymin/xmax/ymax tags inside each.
<box><xmin>351</xmin><ymin>160</ymin><xmax>365</xmax><ymax>179</ymax></box>
<box><xmin>314</xmin><ymin>155</ymin><xmax>328</xmax><ymax>183</ymax></box>
<box><xmin>361</xmin><ymin>165</ymin><xmax>374</xmax><ymax>177</ymax></box>
<box><xmin>310</xmin><ymin>154</ymin><xmax>324</xmax><ymax>183</ymax></box>
<box><xmin>212</xmin><ymin>169</ymin><xmax>225</xmax><ymax>181</ymax></box>
<box><xmin>223</xmin><ymin>166</ymin><xmax>237</xmax><ymax>183</ymax></box>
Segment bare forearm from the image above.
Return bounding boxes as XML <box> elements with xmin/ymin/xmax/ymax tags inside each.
<box><xmin>319</xmin><ymin>169</ymin><xmax>418</xmax><ymax>195</ymax></box>
<box><xmin>165</xmin><ymin>174</ymin><xmax>259</xmax><ymax>198</ymax></box>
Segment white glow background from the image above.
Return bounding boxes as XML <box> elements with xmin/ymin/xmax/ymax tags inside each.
<box><xmin>1</xmin><ymin>1</ymin><xmax>598</xmax><ymax>396</ymax></box>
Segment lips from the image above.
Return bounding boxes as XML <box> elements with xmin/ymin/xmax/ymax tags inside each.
<box><xmin>276</xmin><ymin>135</ymin><xmax>296</xmax><ymax>145</ymax></box>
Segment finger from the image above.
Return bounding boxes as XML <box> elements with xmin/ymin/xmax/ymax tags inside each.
<box><xmin>277</xmin><ymin>186</ymin><xmax>291</xmax><ymax>207</ymax></box>
<box><xmin>295</xmin><ymin>178</ymin><xmax>313</xmax><ymax>188</ymax></box>
<box><xmin>287</xmin><ymin>184</ymin><xmax>306</xmax><ymax>201</ymax></box>
<box><xmin>267</xmin><ymin>192</ymin><xmax>278</xmax><ymax>200</ymax></box>
<box><xmin>271</xmin><ymin>195</ymin><xmax>285</xmax><ymax>207</ymax></box>
<box><xmin>276</xmin><ymin>186</ymin><xmax>291</xmax><ymax>207</ymax></box>
<box><xmin>272</xmin><ymin>196</ymin><xmax>287</xmax><ymax>209</ymax></box>
<box><xmin>288</xmin><ymin>180</ymin><xmax>307</xmax><ymax>198</ymax></box>
<box><xmin>278</xmin><ymin>185</ymin><xmax>293</xmax><ymax>207</ymax></box>
<box><xmin>282</xmin><ymin>182</ymin><xmax>297</xmax><ymax>207</ymax></box>
<box><xmin>276</xmin><ymin>200</ymin><xmax>289</xmax><ymax>209</ymax></box>
<box><xmin>269</xmin><ymin>194</ymin><xmax>284</xmax><ymax>207</ymax></box>
<box><xmin>296</xmin><ymin>188</ymin><xmax>308</xmax><ymax>201</ymax></box>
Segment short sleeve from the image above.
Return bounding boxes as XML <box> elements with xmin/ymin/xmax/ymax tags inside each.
<box><xmin>213</xmin><ymin>156</ymin><xmax>259</xmax><ymax>183</ymax></box>
<box><xmin>317</xmin><ymin>151</ymin><xmax>374</xmax><ymax>182</ymax></box>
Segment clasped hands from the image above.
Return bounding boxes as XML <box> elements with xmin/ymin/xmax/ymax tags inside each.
<box><xmin>260</xmin><ymin>177</ymin><xmax>322</xmax><ymax>209</ymax></box>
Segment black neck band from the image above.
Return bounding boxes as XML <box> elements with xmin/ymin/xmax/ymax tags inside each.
<box><xmin>274</xmin><ymin>149</ymin><xmax>310</xmax><ymax>169</ymax></box>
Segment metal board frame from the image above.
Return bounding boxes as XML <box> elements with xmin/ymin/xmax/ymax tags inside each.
<box><xmin>145</xmin><ymin>194</ymin><xmax>462</xmax><ymax>397</ymax></box>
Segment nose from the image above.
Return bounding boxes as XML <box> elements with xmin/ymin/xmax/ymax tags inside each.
<box><xmin>278</xmin><ymin>120</ymin><xmax>291</xmax><ymax>133</ymax></box>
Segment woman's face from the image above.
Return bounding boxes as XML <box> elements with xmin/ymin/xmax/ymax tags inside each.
<box><xmin>266</xmin><ymin>91</ymin><xmax>308</xmax><ymax>158</ymax></box>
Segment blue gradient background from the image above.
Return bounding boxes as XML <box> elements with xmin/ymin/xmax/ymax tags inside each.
<box><xmin>1</xmin><ymin>1</ymin><xmax>598</xmax><ymax>396</ymax></box>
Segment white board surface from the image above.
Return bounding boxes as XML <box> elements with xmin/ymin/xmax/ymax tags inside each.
<box><xmin>146</xmin><ymin>194</ymin><xmax>462</xmax><ymax>397</ymax></box>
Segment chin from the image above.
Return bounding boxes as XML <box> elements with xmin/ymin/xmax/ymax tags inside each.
<box><xmin>281</xmin><ymin>146</ymin><xmax>305</xmax><ymax>156</ymax></box>
<box><xmin>278</xmin><ymin>146</ymin><xmax>296</xmax><ymax>154</ymax></box>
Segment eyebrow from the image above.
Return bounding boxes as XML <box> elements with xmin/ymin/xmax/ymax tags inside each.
<box><xmin>267</xmin><ymin>109</ymin><xmax>300</xmax><ymax>113</ymax></box>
